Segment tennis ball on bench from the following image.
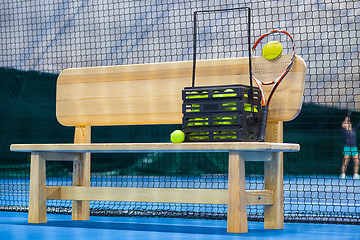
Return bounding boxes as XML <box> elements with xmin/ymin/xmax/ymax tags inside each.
<box><xmin>170</xmin><ymin>130</ymin><xmax>185</xmax><ymax>143</ymax></box>
<box><xmin>262</xmin><ymin>41</ymin><xmax>283</xmax><ymax>60</ymax></box>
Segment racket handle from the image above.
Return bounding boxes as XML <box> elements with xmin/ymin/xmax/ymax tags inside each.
<box><xmin>257</xmin><ymin>105</ymin><xmax>269</xmax><ymax>142</ymax></box>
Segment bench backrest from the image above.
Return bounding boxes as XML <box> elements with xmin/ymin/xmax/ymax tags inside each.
<box><xmin>56</xmin><ymin>55</ymin><xmax>306</xmax><ymax>127</ymax></box>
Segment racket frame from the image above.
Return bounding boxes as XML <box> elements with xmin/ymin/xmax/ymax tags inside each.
<box><xmin>252</xmin><ymin>29</ymin><xmax>296</xmax><ymax>141</ymax></box>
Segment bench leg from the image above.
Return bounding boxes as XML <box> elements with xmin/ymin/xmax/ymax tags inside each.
<box><xmin>72</xmin><ymin>152</ymin><xmax>91</xmax><ymax>220</ymax></box>
<box><xmin>28</xmin><ymin>152</ymin><xmax>47</xmax><ymax>223</ymax></box>
<box><xmin>227</xmin><ymin>151</ymin><xmax>247</xmax><ymax>233</ymax></box>
<box><xmin>264</xmin><ymin>121</ymin><xmax>284</xmax><ymax>229</ymax></box>
<box><xmin>72</xmin><ymin>126</ymin><xmax>91</xmax><ymax>221</ymax></box>
<box><xmin>264</xmin><ymin>152</ymin><xmax>284</xmax><ymax>229</ymax></box>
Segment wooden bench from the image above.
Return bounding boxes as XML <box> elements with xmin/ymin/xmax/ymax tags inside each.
<box><xmin>10</xmin><ymin>55</ymin><xmax>306</xmax><ymax>233</ymax></box>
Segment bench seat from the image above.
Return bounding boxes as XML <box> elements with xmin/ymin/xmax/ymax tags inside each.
<box><xmin>11</xmin><ymin>142</ymin><xmax>299</xmax><ymax>153</ymax></box>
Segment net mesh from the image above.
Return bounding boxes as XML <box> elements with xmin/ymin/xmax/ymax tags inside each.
<box><xmin>0</xmin><ymin>1</ymin><xmax>359</xmax><ymax>224</ymax></box>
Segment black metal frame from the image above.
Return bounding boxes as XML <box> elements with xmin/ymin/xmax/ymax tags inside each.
<box><xmin>192</xmin><ymin>7</ymin><xmax>254</xmax><ymax>112</ymax></box>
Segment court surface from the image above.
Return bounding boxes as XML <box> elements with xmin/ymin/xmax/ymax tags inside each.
<box><xmin>0</xmin><ymin>211</ymin><xmax>358</xmax><ymax>240</ymax></box>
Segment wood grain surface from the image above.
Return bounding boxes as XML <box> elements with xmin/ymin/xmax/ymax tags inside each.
<box><xmin>11</xmin><ymin>142</ymin><xmax>300</xmax><ymax>153</ymax></box>
<box><xmin>56</xmin><ymin>55</ymin><xmax>306</xmax><ymax>126</ymax></box>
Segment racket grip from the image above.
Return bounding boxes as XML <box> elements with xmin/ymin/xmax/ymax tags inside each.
<box><xmin>257</xmin><ymin>105</ymin><xmax>269</xmax><ymax>142</ymax></box>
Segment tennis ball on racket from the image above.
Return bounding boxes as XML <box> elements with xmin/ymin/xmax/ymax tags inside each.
<box><xmin>262</xmin><ymin>41</ymin><xmax>283</xmax><ymax>60</ymax></box>
<box><xmin>170</xmin><ymin>130</ymin><xmax>185</xmax><ymax>143</ymax></box>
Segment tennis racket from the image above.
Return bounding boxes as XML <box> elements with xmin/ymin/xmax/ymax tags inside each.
<box><xmin>251</xmin><ymin>29</ymin><xmax>296</xmax><ymax>141</ymax></box>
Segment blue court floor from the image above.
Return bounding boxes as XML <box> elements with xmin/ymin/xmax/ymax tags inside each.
<box><xmin>0</xmin><ymin>211</ymin><xmax>358</xmax><ymax>240</ymax></box>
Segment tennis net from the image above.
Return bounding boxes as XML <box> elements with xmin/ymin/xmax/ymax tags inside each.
<box><xmin>0</xmin><ymin>0</ymin><xmax>359</xmax><ymax>224</ymax></box>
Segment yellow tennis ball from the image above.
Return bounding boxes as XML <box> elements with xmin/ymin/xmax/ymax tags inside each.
<box><xmin>187</xmin><ymin>91</ymin><xmax>197</xmax><ymax>99</ymax></box>
<box><xmin>221</xmin><ymin>117</ymin><xmax>234</xmax><ymax>125</ymax></box>
<box><xmin>223</xmin><ymin>89</ymin><xmax>236</xmax><ymax>97</ymax></box>
<box><xmin>222</xmin><ymin>102</ymin><xmax>236</xmax><ymax>106</ymax></box>
<box><xmin>244</xmin><ymin>103</ymin><xmax>258</xmax><ymax>112</ymax></box>
<box><xmin>215</xmin><ymin>89</ymin><xmax>237</xmax><ymax>98</ymax></box>
<box><xmin>225</xmin><ymin>89</ymin><xmax>234</xmax><ymax>92</ymax></box>
<box><xmin>262</xmin><ymin>41</ymin><xmax>283</xmax><ymax>60</ymax></box>
<box><xmin>170</xmin><ymin>130</ymin><xmax>185</xmax><ymax>143</ymax></box>
<box><xmin>191</xmin><ymin>104</ymin><xmax>200</xmax><ymax>112</ymax></box>
<box><xmin>194</xmin><ymin>118</ymin><xmax>208</xmax><ymax>125</ymax></box>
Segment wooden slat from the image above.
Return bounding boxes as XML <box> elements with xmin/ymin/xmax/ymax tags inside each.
<box><xmin>56</xmin><ymin>55</ymin><xmax>306</xmax><ymax>126</ymax></box>
<box><xmin>46</xmin><ymin>186</ymin><xmax>273</xmax><ymax>206</ymax></box>
<box><xmin>239</xmin><ymin>151</ymin><xmax>273</xmax><ymax>161</ymax></box>
<box><xmin>28</xmin><ymin>152</ymin><xmax>47</xmax><ymax>223</ymax></box>
<box><xmin>10</xmin><ymin>142</ymin><xmax>300</xmax><ymax>153</ymax></box>
<box><xmin>46</xmin><ymin>186</ymin><xmax>61</xmax><ymax>199</ymax></box>
<box><xmin>246</xmin><ymin>190</ymin><xmax>273</xmax><ymax>205</ymax></box>
<box><xmin>43</xmin><ymin>152</ymin><xmax>81</xmax><ymax>161</ymax></box>
<box><xmin>74</xmin><ymin>125</ymin><xmax>91</xmax><ymax>143</ymax></box>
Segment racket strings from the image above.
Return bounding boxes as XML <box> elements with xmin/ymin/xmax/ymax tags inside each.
<box><xmin>252</xmin><ymin>32</ymin><xmax>294</xmax><ymax>84</ymax></box>
<box><xmin>252</xmin><ymin>54</ymin><xmax>293</xmax><ymax>83</ymax></box>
